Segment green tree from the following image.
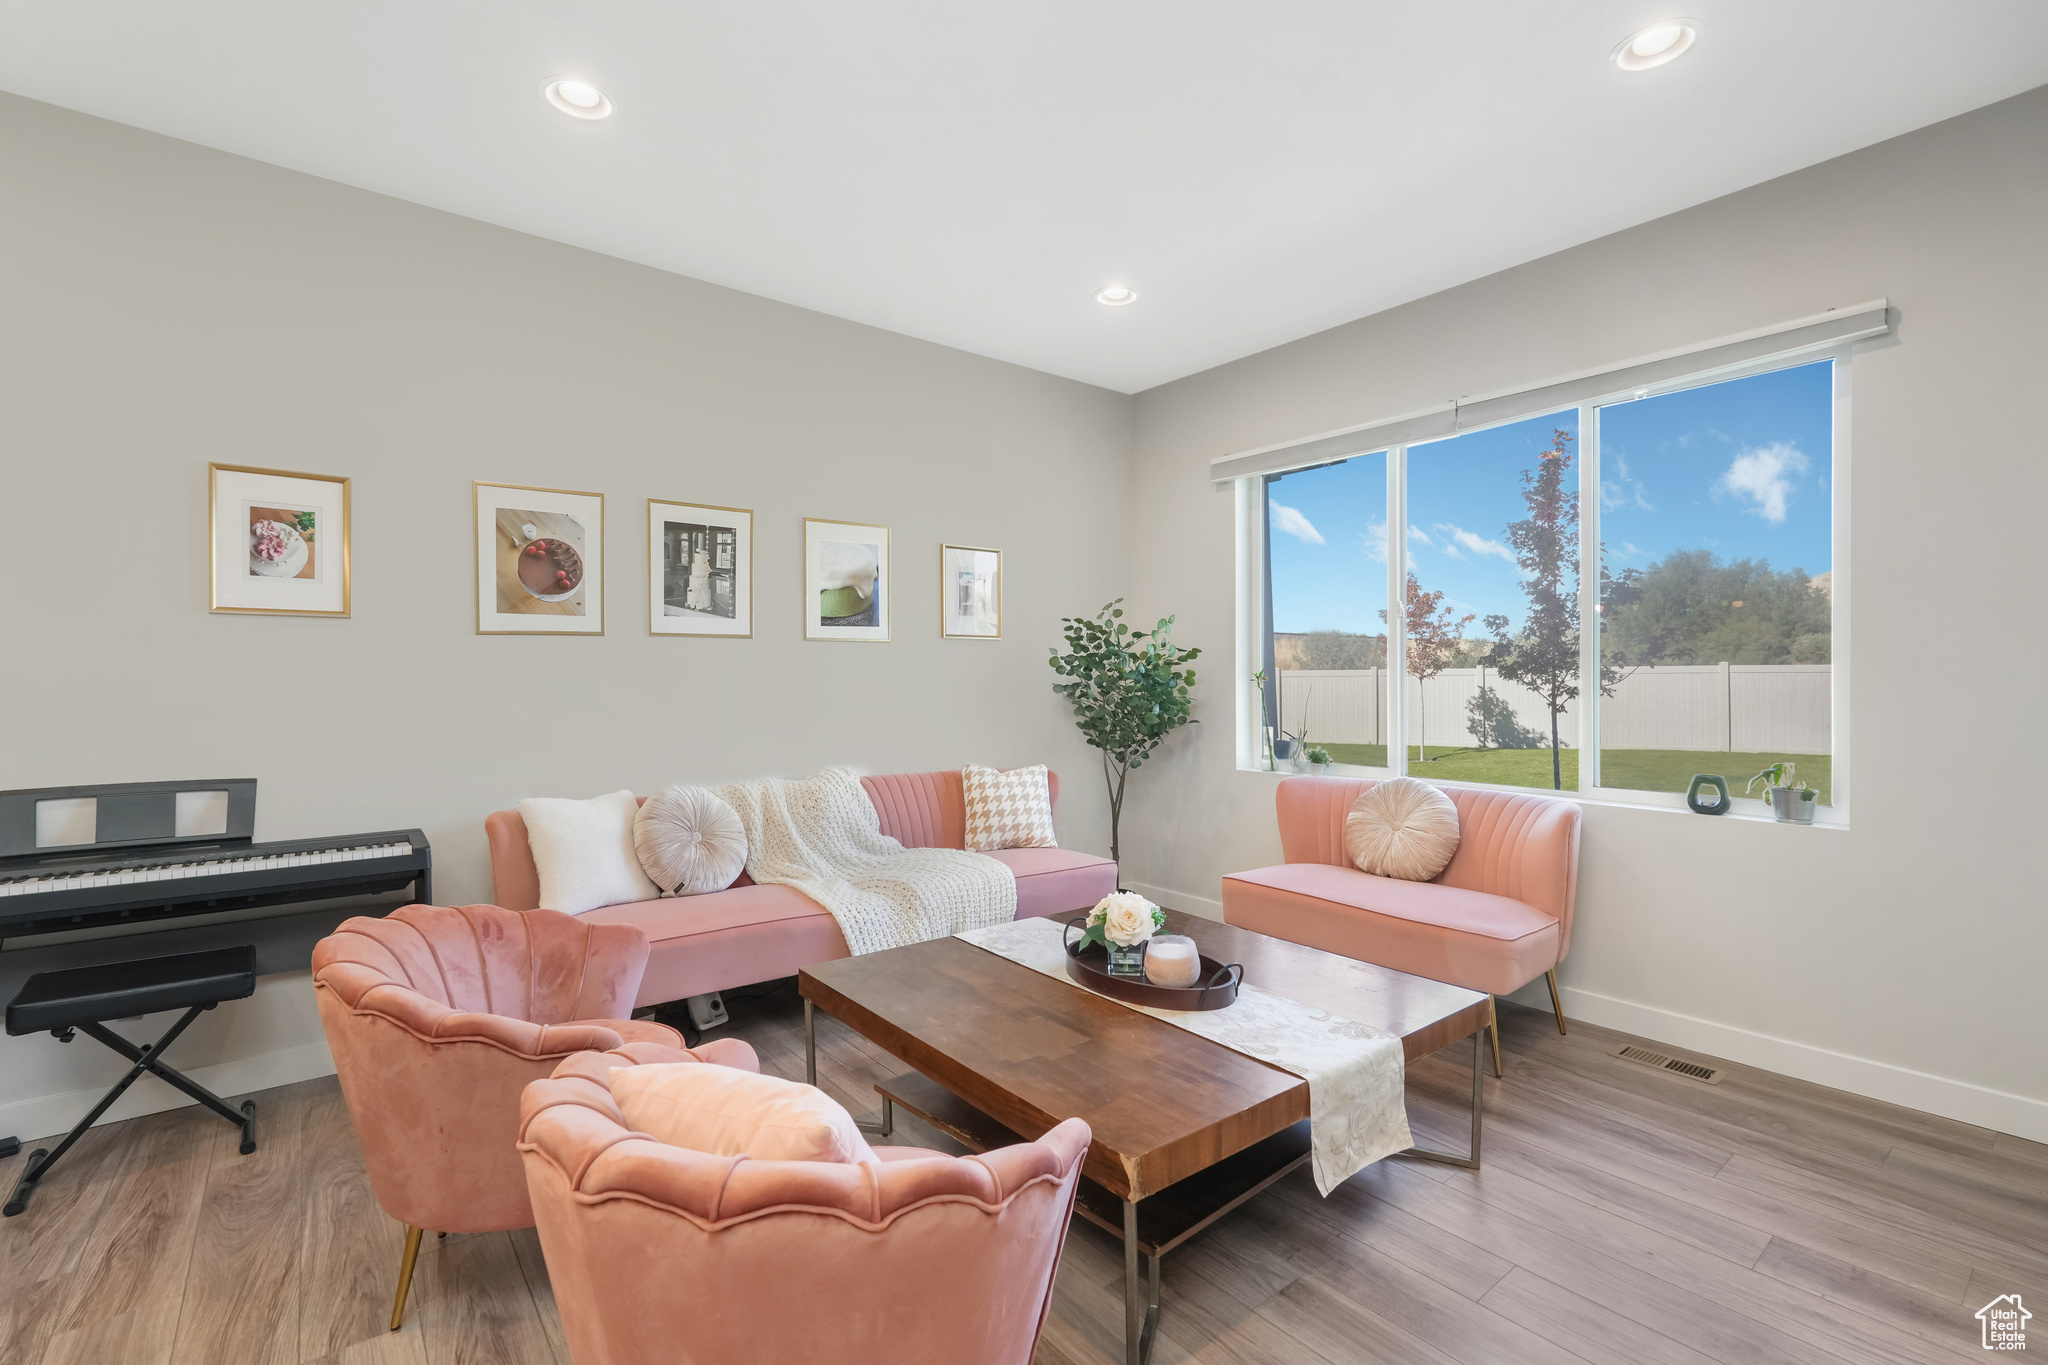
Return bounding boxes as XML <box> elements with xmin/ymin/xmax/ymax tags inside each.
<box><xmin>1380</xmin><ymin>574</ymin><xmax>1473</xmax><ymax>762</ymax></box>
<box><xmin>1600</xmin><ymin>548</ymin><xmax>1830</xmax><ymax>666</ymax></box>
<box><xmin>1048</xmin><ymin>600</ymin><xmax>1201</xmax><ymax>864</ymax></box>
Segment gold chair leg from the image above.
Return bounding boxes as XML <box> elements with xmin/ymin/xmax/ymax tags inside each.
<box><xmin>390</xmin><ymin>1224</ymin><xmax>425</xmax><ymax>1331</ymax></box>
<box><xmin>1545</xmin><ymin>969</ymin><xmax>1568</xmax><ymax>1035</ymax></box>
<box><xmin>1487</xmin><ymin>996</ymin><xmax>1504</xmax><ymax>1078</ymax></box>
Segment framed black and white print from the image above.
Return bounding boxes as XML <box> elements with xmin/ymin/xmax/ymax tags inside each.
<box><xmin>209</xmin><ymin>463</ymin><xmax>351</xmax><ymax>617</ymax></box>
<box><xmin>650</xmin><ymin>500</ymin><xmax>752</xmax><ymax>637</ymax></box>
<box><xmin>940</xmin><ymin>544</ymin><xmax>1001</xmax><ymax>638</ymax></box>
<box><xmin>803</xmin><ymin>517</ymin><xmax>890</xmax><ymax>642</ymax></box>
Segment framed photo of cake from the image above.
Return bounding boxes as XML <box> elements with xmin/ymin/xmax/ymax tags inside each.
<box><xmin>209</xmin><ymin>463</ymin><xmax>351</xmax><ymax>617</ymax></box>
<box><xmin>940</xmin><ymin>544</ymin><xmax>1001</xmax><ymax>639</ymax></box>
<box><xmin>803</xmin><ymin>517</ymin><xmax>890</xmax><ymax>642</ymax></box>
<box><xmin>474</xmin><ymin>482</ymin><xmax>603</xmax><ymax>635</ymax></box>
<box><xmin>649</xmin><ymin>500</ymin><xmax>752</xmax><ymax>637</ymax></box>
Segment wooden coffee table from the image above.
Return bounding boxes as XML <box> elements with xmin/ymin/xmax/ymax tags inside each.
<box><xmin>799</xmin><ymin>910</ymin><xmax>1491</xmax><ymax>1365</ymax></box>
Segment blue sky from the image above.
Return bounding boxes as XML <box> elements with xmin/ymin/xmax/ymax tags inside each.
<box><xmin>1269</xmin><ymin>360</ymin><xmax>1834</xmax><ymax>634</ymax></box>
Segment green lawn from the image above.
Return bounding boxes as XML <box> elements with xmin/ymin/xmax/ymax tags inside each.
<box><xmin>1310</xmin><ymin>745</ymin><xmax>1830</xmax><ymax>805</ymax></box>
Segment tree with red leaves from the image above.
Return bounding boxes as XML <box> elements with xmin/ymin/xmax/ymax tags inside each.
<box><xmin>1383</xmin><ymin>573</ymin><xmax>1474</xmax><ymax>763</ymax></box>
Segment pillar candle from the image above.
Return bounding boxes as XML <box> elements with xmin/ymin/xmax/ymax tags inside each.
<box><xmin>1143</xmin><ymin>935</ymin><xmax>1201</xmax><ymax>989</ymax></box>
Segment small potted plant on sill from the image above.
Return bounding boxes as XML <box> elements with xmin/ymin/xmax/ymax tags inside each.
<box><xmin>1746</xmin><ymin>761</ymin><xmax>1819</xmax><ymax>825</ymax></box>
<box><xmin>1304</xmin><ymin>745</ymin><xmax>1332</xmax><ymax>777</ymax></box>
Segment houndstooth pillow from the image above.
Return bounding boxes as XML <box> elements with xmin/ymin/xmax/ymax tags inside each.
<box><xmin>962</xmin><ymin>764</ymin><xmax>1057</xmax><ymax>852</ymax></box>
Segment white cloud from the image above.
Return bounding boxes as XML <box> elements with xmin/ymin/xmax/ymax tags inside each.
<box><xmin>1432</xmin><ymin>522</ymin><xmax>1516</xmax><ymax>564</ymax></box>
<box><xmin>1407</xmin><ymin>525</ymin><xmax>1434</xmax><ymax>547</ymax></box>
<box><xmin>1601</xmin><ymin>453</ymin><xmax>1655</xmax><ymax>512</ymax></box>
<box><xmin>1716</xmin><ymin>442</ymin><xmax>1809</xmax><ymax>523</ymax></box>
<box><xmin>1359</xmin><ymin>520</ymin><xmax>1388</xmax><ymax>563</ymax></box>
<box><xmin>1270</xmin><ymin>502</ymin><xmax>1324</xmax><ymax>544</ymax></box>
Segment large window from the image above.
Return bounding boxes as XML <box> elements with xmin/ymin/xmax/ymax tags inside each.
<box><xmin>1248</xmin><ymin>353</ymin><xmax>1841</xmax><ymax>815</ymax></box>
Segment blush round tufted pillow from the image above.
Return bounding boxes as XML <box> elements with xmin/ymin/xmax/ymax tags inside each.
<box><xmin>1343</xmin><ymin>777</ymin><xmax>1461</xmax><ymax>882</ymax></box>
<box><xmin>633</xmin><ymin>785</ymin><xmax>748</xmax><ymax>897</ymax></box>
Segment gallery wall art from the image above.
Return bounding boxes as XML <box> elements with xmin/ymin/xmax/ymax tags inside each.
<box><xmin>475</xmin><ymin>482</ymin><xmax>604</xmax><ymax>635</ymax></box>
<box><xmin>941</xmin><ymin>544</ymin><xmax>1001</xmax><ymax>638</ymax></box>
<box><xmin>804</xmin><ymin>517</ymin><xmax>890</xmax><ymax>642</ymax></box>
<box><xmin>209</xmin><ymin>463</ymin><xmax>351</xmax><ymax>617</ymax></box>
<box><xmin>649</xmin><ymin>500</ymin><xmax>752</xmax><ymax>637</ymax></box>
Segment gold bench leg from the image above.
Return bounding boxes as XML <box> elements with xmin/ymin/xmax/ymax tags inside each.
<box><xmin>1487</xmin><ymin>996</ymin><xmax>1504</xmax><ymax>1078</ymax></box>
<box><xmin>390</xmin><ymin>1224</ymin><xmax>425</xmax><ymax>1331</ymax></box>
<box><xmin>1546</xmin><ymin>969</ymin><xmax>1568</xmax><ymax>1035</ymax></box>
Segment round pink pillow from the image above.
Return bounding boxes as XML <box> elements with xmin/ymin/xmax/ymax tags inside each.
<box><xmin>1343</xmin><ymin>777</ymin><xmax>1461</xmax><ymax>882</ymax></box>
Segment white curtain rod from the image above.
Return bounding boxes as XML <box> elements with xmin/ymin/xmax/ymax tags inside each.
<box><xmin>1209</xmin><ymin>299</ymin><xmax>1890</xmax><ymax>486</ymax></box>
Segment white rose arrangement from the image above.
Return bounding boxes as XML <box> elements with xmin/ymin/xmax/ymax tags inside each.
<box><xmin>1078</xmin><ymin>890</ymin><xmax>1166</xmax><ymax>953</ymax></box>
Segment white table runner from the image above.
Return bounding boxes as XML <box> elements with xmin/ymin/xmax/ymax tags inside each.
<box><xmin>955</xmin><ymin>917</ymin><xmax>1413</xmax><ymax>1195</ymax></box>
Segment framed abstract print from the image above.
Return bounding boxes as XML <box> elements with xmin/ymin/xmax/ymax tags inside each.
<box><xmin>940</xmin><ymin>544</ymin><xmax>1001</xmax><ymax>638</ymax></box>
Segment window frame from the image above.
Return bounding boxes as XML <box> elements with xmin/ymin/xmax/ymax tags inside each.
<box><xmin>1238</xmin><ymin>345</ymin><xmax>1851</xmax><ymax>826</ymax></box>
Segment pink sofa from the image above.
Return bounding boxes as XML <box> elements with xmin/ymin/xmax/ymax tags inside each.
<box><xmin>1222</xmin><ymin>776</ymin><xmax>1580</xmax><ymax>1075</ymax></box>
<box><xmin>310</xmin><ymin>903</ymin><xmax>758</xmax><ymax>1329</ymax></box>
<box><xmin>486</xmin><ymin>770</ymin><xmax>1118</xmax><ymax>1007</ymax></box>
<box><xmin>521</xmin><ymin>1049</ymin><xmax>1091</xmax><ymax>1365</ymax></box>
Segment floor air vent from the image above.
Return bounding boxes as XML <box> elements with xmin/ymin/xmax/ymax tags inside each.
<box><xmin>1615</xmin><ymin>1045</ymin><xmax>1726</xmax><ymax>1084</ymax></box>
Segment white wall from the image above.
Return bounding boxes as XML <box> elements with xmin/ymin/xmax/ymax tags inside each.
<box><xmin>1123</xmin><ymin>87</ymin><xmax>2048</xmax><ymax>1140</ymax></box>
<box><xmin>0</xmin><ymin>92</ymin><xmax>1132</xmax><ymax>1138</ymax></box>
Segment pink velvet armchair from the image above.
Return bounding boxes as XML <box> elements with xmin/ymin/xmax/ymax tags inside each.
<box><xmin>1223</xmin><ymin>777</ymin><xmax>1581</xmax><ymax>1076</ymax></box>
<box><xmin>312</xmin><ymin>904</ymin><xmax>757</xmax><ymax>1330</ymax></box>
<box><xmin>520</xmin><ymin>1051</ymin><xmax>1093</xmax><ymax>1365</ymax></box>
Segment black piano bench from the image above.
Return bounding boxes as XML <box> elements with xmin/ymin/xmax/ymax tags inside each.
<box><xmin>2</xmin><ymin>945</ymin><xmax>260</xmax><ymax>1217</ymax></box>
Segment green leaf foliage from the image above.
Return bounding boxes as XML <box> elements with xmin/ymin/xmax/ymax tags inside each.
<box><xmin>1048</xmin><ymin>599</ymin><xmax>1201</xmax><ymax>862</ymax></box>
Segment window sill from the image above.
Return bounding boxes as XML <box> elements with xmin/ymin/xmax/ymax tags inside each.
<box><xmin>1234</xmin><ymin>763</ymin><xmax>1848</xmax><ymax>829</ymax></box>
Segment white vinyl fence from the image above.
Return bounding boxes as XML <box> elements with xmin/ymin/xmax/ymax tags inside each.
<box><xmin>1279</xmin><ymin>664</ymin><xmax>1829</xmax><ymax>752</ymax></box>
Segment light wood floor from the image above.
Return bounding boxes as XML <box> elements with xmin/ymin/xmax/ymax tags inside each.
<box><xmin>0</xmin><ymin>983</ymin><xmax>2039</xmax><ymax>1364</ymax></box>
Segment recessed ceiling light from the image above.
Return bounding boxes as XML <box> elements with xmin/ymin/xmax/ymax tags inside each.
<box><xmin>542</xmin><ymin>78</ymin><xmax>614</xmax><ymax>119</ymax></box>
<box><xmin>1095</xmin><ymin>285</ymin><xmax>1138</xmax><ymax>307</ymax></box>
<box><xmin>1611</xmin><ymin>19</ymin><xmax>1699</xmax><ymax>71</ymax></box>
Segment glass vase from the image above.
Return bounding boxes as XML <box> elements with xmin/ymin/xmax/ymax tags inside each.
<box><xmin>1106</xmin><ymin>942</ymin><xmax>1148</xmax><ymax>977</ymax></box>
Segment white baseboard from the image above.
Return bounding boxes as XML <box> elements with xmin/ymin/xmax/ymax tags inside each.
<box><xmin>1123</xmin><ymin>881</ymin><xmax>1224</xmax><ymax>922</ymax></box>
<box><xmin>0</xmin><ymin>1040</ymin><xmax>337</xmax><ymax>1146</ymax></box>
<box><xmin>1555</xmin><ymin>985</ymin><xmax>2048</xmax><ymax>1145</ymax></box>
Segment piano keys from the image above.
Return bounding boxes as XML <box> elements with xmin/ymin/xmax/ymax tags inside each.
<box><xmin>0</xmin><ymin>780</ymin><xmax>430</xmax><ymax>942</ymax></box>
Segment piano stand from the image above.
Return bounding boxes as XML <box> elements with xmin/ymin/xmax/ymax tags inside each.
<box><xmin>2</xmin><ymin>946</ymin><xmax>259</xmax><ymax>1218</ymax></box>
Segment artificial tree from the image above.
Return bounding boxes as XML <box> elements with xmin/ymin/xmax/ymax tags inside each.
<box><xmin>1048</xmin><ymin>600</ymin><xmax>1200</xmax><ymax>865</ymax></box>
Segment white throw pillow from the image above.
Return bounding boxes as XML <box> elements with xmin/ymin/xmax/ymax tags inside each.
<box><xmin>517</xmin><ymin>790</ymin><xmax>660</xmax><ymax>914</ymax></box>
<box><xmin>634</xmin><ymin>785</ymin><xmax>748</xmax><ymax>896</ymax></box>
<box><xmin>1343</xmin><ymin>777</ymin><xmax>1461</xmax><ymax>883</ymax></box>
<box><xmin>962</xmin><ymin>764</ymin><xmax>1057</xmax><ymax>852</ymax></box>
<box><xmin>611</xmin><ymin>1062</ymin><xmax>877</xmax><ymax>1164</ymax></box>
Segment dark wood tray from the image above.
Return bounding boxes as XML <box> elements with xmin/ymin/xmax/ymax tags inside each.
<box><xmin>1062</xmin><ymin>918</ymin><xmax>1242</xmax><ymax>1011</ymax></box>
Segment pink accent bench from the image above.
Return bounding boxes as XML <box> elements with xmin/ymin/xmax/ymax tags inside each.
<box><xmin>486</xmin><ymin>770</ymin><xmax>1118</xmax><ymax>1008</ymax></box>
<box><xmin>1221</xmin><ymin>776</ymin><xmax>1580</xmax><ymax>1074</ymax></box>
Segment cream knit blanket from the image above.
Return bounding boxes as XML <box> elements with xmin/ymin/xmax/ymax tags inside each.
<box><xmin>716</xmin><ymin>768</ymin><xmax>1016</xmax><ymax>955</ymax></box>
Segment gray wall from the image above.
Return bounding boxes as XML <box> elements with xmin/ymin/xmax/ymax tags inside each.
<box><xmin>1124</xmin><ymin>86</ymin><xmax>2048</xmax><ymax>1139</ymax></box>
<box><xmin>0</xmin><ymin>92</ymin><xmax>1132</xmax><ymax>1137</ymax></box>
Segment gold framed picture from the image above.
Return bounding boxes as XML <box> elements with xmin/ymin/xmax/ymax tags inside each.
<box><xmin>649</xmin><ymin>500</ymin><xmax>752</xmax><ymax>637</ymax></box>
<box><xmin>940</xmin><ymin>544</ymin><xmax>1001</xmax><ymax>638</ymax></box>
<box><xmin>803</xmin><ymin>517</ymin><xmax>890</xmax><ymax>642</ymax></box>
<box><xmin>209</xmin><ymin>463</ymin><xmax>351</xmax><ymax>617</ymax></box>
<box><xmin>474</xmin><ymin>482</ymin><xmax>604</xmax><ymax>635</ymax></box>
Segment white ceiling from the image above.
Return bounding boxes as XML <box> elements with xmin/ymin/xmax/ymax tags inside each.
<box><xmin>3</xmin><ymin>4</ymin><xmax>2045</xmax><ymax>393</ymax></box>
